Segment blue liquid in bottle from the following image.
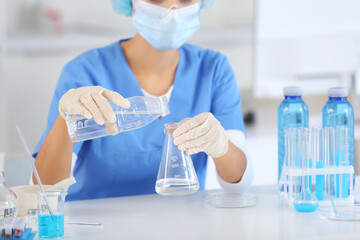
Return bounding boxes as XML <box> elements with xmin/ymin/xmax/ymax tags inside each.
<box><xmin>322</xmin><ymin>87</ymin><xmax>354</xmax><ymax>198</ymax></box>
<box><xmin>38</xmin><ymin>213</ymin><xmax>64</xmax><ymax>239</ymax></box>
<box><xmin>278</xmin><ymin>86</ymin><xmax>309</xmax><ymax>192</ymax></box>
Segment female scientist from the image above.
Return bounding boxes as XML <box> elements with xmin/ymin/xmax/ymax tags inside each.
<box><xmin>33</xmin><ymin>0</ymin><xmax>253</xmax><ymax>201</ymax></box>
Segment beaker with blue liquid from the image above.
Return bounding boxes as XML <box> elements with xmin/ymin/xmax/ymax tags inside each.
<box><xmin>36</xmin><ymin>191</ymin><xmax>67</xmax><ymax>239</ymax></box>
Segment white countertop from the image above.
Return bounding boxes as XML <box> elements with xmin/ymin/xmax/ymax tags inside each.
<box><xmin>62</xmin><ymin>185</ymin><xmax>360</xmax><ymax>240</ymax></box>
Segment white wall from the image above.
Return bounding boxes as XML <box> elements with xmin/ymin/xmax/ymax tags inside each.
<box><xmin>6</xmin><ymin>54</ymin><xmax>78</xmax><ymax>155</ymax></box>
<box><xmin>0</xmin><ymin>0</ymin><xmax>7</xmax><ymax>152</ymax></box>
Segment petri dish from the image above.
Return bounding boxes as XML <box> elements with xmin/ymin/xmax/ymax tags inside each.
<box><xmin>319</xmin><ymin>204</ymin><xmax>360</xmax><ymax>221</ymax></box>
<box><xmin>205</xmin><ymin>192</ymin><xmax>258</xmax><ymax>208</ymax></box>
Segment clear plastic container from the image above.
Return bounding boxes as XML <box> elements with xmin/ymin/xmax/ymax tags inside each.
<box><xmin>0</xmin><ymin>153</ymin><xmax>18</xmax><ymax>219</ymax></box>
<box><xmin>278</xmin><ymin>86</ymin><xmax>309</xmax><ymax>192</ymax></box>
<box><xmin>65</xmin><ymin>96</ymin><xmax>170</xmax><ymax>142</ymax></box>
<box><xmin>205</xmin><ymin>192</ymin><xmax>258</xmax><ymax>208</ymax></box>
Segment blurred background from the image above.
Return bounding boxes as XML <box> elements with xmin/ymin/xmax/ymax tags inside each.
<box><xmin>1</xmin><ymin>0</ymin><xmax>360</xmax><ymax>188</ymax></box>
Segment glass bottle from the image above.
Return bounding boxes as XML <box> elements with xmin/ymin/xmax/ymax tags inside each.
<box><xmin>0</xmin><ymin>153</ymin><xmax>18</xmax><ymax>218</ymax></box>
<box><xmin>156</xmin><ymin>123</ymin><xmax>199</xmax><ymax>195</ymax></box>
<box><xmin>278</xmin><ymin>86</ymin><xmax>309</xmax><ymax>192</ymax></box>
<box><xmin>65</xmin><ymin>95</ymin><xmax>170</xmax><ymax>142</ymax></box>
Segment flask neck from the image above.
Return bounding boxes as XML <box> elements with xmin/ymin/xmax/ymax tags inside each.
<box><xmin>285</xmin><ymin>96</ymin><xmax>302</xmax><ymax>100</ymax></box>
<box><xmin>164</xmin><ymin>123</ymin><xmax>179</xmax><ymax>135</ymax></box>
<box><xmin>0</xmin><ymin>172</ymin><xmax>6</xmax><ymax>186</ymax></box>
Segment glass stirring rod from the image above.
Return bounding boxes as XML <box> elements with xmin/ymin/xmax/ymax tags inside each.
<box><xmin>16</xmin><ymin>125</ymin><xmax>54</xmax><ymax>216</ymax></box>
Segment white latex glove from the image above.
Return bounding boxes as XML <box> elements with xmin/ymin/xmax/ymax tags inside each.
<box><xmin>59</xmin><ymin>86</ymin><xmax>130</xmax><ymax>125</ymax></box>
<box><xmin>173</xmin><ymin>112</ymin><xmax>228</xmax><ymax>158</ymax></box>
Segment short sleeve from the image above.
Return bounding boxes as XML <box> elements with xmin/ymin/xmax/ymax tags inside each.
<box><xmin>211</xmin><ymin>55</ymin><xmax>245</xmax><ymax>133</ymax></box>
<box><xmin>32</xmin><ymin>60</ymin><xmax>92</xmax><ymax>158</ymax></box>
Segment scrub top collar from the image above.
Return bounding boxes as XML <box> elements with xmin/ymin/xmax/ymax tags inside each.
<box><xmin>116</xmin><ymin>39</ymin><xmax>184</xmax><ymax>112</ymax></box>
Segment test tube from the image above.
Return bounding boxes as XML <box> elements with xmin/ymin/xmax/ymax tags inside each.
<box><xmin>4</xmin><ymin>223</ymin><xmax>12</xmax><ymax>238</ymax></box>
<box><xmin>325</xmin><ymin>127</ymin><xmax>336</xmax><ymax>200</ymax></box>
<box><xmin>315</xmin><ymin>128</ymin><xmax>325</xmax><ymax>200</ymax></box>
<box><xmin>0</xmin><ymin>223</ymin><xmax>4</xmax><ymax>237</ymax></box>
<box><xmin>336</xmin><ymin>126</ymin><xmax>349</xmax><ymax>199</ymax></box>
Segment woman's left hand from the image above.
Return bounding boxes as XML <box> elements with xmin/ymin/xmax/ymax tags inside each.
<box><xmin>173</xmin><ymin>112</ymin><xmax>228</xmax><ymax>158</ymax></box>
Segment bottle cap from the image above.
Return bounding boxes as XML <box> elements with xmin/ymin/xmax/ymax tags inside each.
<box><xmin>328</xmin><ymin>87</ymin><xmax>348</xmax><ymax>98</ymax></box>
<box><xmin>283</xmin><ymin>86</ymin><xmax>303</xmax><ymax>97</ymax></box>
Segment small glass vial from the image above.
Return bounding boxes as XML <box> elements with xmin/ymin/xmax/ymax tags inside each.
<box><xmin>27</xmin><ymin>209</ymin><xmax>38</xmax><ymax>233</ymax></box>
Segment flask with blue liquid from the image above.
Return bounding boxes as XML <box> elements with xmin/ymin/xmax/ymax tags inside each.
<box><xmin>322</xmin><ymin>87</ymin><xmax>354</xmax><ymax>199</ymax></box>
<box><xmin>278</xmin><ymin>86</ymin><xmax>309</xmax><ymax>191</ymax></box>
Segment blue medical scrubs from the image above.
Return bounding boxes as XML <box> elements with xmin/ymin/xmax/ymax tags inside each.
<box><xmin>33</xmin><ymin>39</ymin><xmax>245</xmax><ymax>201</ymax></box>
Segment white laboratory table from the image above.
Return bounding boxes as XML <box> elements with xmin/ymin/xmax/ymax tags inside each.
<box><xmin>63</xmin><ymin>185</ymin><xmax>359</xmax><ymax>240</ymax></box>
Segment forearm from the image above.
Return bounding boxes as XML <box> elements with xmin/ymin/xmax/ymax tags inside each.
<box><xmin>213</xmin><ymin>140</ymin><xmax>247</xmax><ymax>184</ymax></box>
<box><xmin>33</xmin><ymin>115</ymin><xmax>73</xmax><ymax>185</ymax></box>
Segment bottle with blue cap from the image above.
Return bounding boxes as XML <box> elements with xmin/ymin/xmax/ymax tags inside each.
<box><xmin>322</xmin><ymin>87</ymin><xmax>354</xmax><ymax>199</ymax></box>
<box><xmin>278</xmin><ymin>86</ymin><xmax>309</xmax><ymax>192</ymax></box>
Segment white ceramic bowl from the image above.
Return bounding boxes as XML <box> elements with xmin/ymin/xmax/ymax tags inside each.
<box><xmin>11</xmin><ymin>185</ymin><xmax>52</xmax><ymax>217</ymax></box>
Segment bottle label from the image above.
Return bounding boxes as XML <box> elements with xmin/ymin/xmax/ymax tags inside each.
<box><xmin>0</xmin><ymin>207</ymin><xmax>16</xmax><ymax>218</ymax></box>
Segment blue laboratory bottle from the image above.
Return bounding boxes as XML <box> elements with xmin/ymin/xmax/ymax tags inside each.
<box><xmin>322</xmin><ymin>87</ymin><xmax>354</xmax><ymax>199</ymax></box>
<box><xmin>278</xmin><ymin>86</ymin><xmax>309</xmax><ymax>191</ymax></box>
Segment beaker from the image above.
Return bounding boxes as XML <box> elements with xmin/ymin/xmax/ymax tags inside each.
<box><xmin>37</xmin><ymin>190</ymin><xmax>67</xmax><ymax>239</ymax></box>
<box><xmin>155</xmin><ymin>123</ymin><xmax>199</xmax><ymax>195</ymax></box>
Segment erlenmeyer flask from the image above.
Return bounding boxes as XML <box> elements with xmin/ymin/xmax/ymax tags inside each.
<box><xmin>155</xmin><ymin>123</ymin><xmax>199</xmax><ymax>195</ymax></box>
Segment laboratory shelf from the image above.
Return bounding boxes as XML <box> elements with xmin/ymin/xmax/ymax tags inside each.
<box><xmin>6</xmin><ymin>25</ymin><xmax>252</xmax><ymax>55</ymax></box>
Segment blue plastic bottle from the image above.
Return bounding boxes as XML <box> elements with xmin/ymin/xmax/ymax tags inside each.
<box><xmin>322</xmin><ymin>87</ymin><xmax>354</xmax><ymax>199</ymax></box>
<box><xmin>278</xmin><ymin>86</ymin><xmax>309</xmax><ymax>191</ymax></box>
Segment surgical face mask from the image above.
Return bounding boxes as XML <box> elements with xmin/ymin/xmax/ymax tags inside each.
<box><xmin>132</xmin><ymin>0</ymin><xmax>201</xmax><ymax>50</ymax></box>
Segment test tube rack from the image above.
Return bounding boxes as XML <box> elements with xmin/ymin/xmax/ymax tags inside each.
<box><xmin>280</xmin><ymin>127</ymin><xmax>354</xmax><ymax>207</ymax></box>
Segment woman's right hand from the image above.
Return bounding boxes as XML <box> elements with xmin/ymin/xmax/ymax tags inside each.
<box><xmin>59</xmin><ymin>86</ymin><xmax>130</xmax><ymax>125</ymax></box>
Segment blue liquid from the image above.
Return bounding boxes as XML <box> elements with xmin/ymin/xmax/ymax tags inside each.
<box><xmin>315</xmin><ymin>161</ymin><xmax>325</xmax><ymax>200</ymax></box>
<box><xmin>38</xmin><ymin>214</ymin><xmax>64</xmax><ymax>239</ymax></box>
<box><xmin>278</xmin><ymin>95</ymin><xmax>308</xmax><ymax>186</ymax></box>
<box><xmin>293</xmin><ymin>202</ymin><xmax>319</xmax><ymax>212</ymax></box>
<box><xmin>322</xmin><ymin>96</ymin><xmax>354</xmax><ymax>195</ymax></box>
